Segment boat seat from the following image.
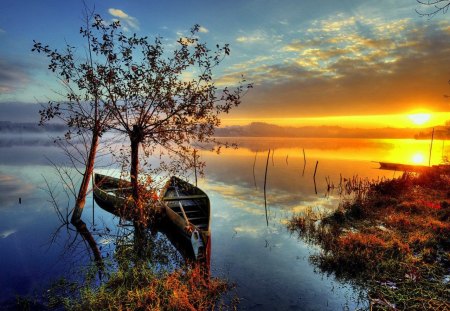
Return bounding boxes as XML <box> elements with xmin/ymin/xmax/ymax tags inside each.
<box><xmin>167</xmin><ymin>202</ymin><xmax>198</xmax><ymax>208</ymax></box>
<box><xmin>173</xmin><ymin>209</ymin><xmax>203</xmax><ymax>215</ymax></box>
<box><xmin>104</xmin><ymin>187</ymin><xmax>132</xmax><ymax>192</ymax></box>
<box><xmin>188</xmin><ymin>216</ymin><xmax>207</xmax><ymax>220</ymax></box>
<box><xmin>163</xmin><ymin>195</ymin><xmax>208</xmax><ymax>201</ymax></box>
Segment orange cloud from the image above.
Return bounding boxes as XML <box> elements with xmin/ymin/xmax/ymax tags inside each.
<box><xmin>220</xmin><ymin>17</ymin><xmax>450</xmax><ymax>119</ymax></box>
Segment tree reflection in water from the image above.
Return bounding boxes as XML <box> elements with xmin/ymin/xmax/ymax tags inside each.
<box><xmin>42</xmin><ymin>175</ymin><xmax>221</xmax><ymax>310</ymax></box>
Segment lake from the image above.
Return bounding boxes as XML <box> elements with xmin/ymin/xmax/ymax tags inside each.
<box><xmin>0</xmin><ymin>135</ymin><xmax>446</xmax><ymax>310</ymax></box>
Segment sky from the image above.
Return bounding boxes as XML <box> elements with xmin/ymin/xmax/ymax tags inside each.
<box><xmin>0</xmin><ymin>0</ymin><xmax>449</xmax><ymax>128</ymax></box>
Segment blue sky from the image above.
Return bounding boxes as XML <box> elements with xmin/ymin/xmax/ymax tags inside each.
<box><xmin>0</xmin><ymin>0</ymin><xmax>449</xmax><ymax>126</ymax></box>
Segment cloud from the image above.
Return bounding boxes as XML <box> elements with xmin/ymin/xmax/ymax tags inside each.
<box><xmin>235</xmin><ymin>30</ymin><xmax>271</xmax><ymax>43</ymax></box>
<box><xmin>199</xmin><ymin>26</ymin><xmax>209</xmax><ymax>33</ymax></box>
<box><xmin>0</xmin><ymin>229</ymin><xmax>16</xmax><ymax>239</ymax></box>
<box><xmin>236</xmin><ymin>35</ymin><xmax>264</xmax><ymax>43</ymax></box>
<box><xmin>0</xmin><ymin>58</ymin><xmax>30</xmax><ymax>95</ymax></box>
<box><xmin>0</xmin><ymin>173</ymin><xmax>33</xmax><ymax>208</ymax></box>
<box><xmin>108</xmin><ymin>8</ymin><xmax>128</xmax><ymax>19</ymax></box>
<box><xmin>222</xmin><ymin>17</ymin><xmax>450</xmax><ymax>118</ymax></box>
<box><xmin>278</xmin><ymin>15</ymin><xmax>415</xmax><ymax>77</ymax></box>
<box><xmin>108</xmin><ymin>8</ymin><xmax>139</xmax><ymax>31</ymax></box>
<box><xmin>0</xmin><ymin>28</ymin><xmax>5</xmax><ymax>34</ymax></box>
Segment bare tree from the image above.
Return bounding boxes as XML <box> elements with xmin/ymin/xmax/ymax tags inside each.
<box><xmin>79</xmin><ymin>15</ymin><xmax>251</xmax><ymax>224</ymax></box>
<box><xmin>33</xmin><ymin>13</ymin><xmax>251</xmax><ymax>230</ymax></box>
<box><xmin>416</xmin><ymin>0</ymin><xmax>450</xmax><ymax>17</ymax></box>
<box><xmin>32</xmin><ymin>9</ymin><xmax>114</xmax><ymax>225</ymax></box>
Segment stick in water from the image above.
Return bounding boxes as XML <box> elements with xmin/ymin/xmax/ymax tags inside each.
<box><xmin>264</xmin><ymin>149</ymin><xmax>270</xmax><ymax>226</ymax></box>
<box><xmin>253</xmin><ymin>150</ymin><xmax>258</xmax><ymax>189</ymax></box>
<box><xmin>271</xmin><ymin>149</ymin><xmax>275</xmax><ymax>166</ymax></box>
<box><xmin>313</xmin><ymin>160</ymin><xmax>318</xmax><ymax>195</ymax></box>
<box><xmin>429</xmin><ymin>128</ymin><xmax>434</xmax><ymax>167</ymax></box>
<box><xmin>302</xmin><ymin>148</ymin><xmax>306</xmax><ymax>177</ymax></box>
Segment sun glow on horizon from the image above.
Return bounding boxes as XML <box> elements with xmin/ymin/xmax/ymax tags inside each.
<box><xmin>408</xmin><ymin>113</ymin><xmax>431</xmax><ymax>126</ymax></box>
<box><xmin>222</xmin><ymin>112</ymin><xmax>450</xmax><ymax>128</ymax></box>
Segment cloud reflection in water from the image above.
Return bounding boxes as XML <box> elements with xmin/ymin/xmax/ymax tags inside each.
<box><xmin>0</xmin><ymin>173</ymin><xmax>33</xmax><ymax>208</ymax></box>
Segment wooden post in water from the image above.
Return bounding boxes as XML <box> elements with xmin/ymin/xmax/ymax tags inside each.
<box><xmin>302</xmin><ymin>148</ymin><xmax>306</xmax><ymax>177</ymax></box>
<box><xmin>429</xmin><ymin>128</ymin><xmax>434</xmax><ymax>167</ymax></box>
<box><xmin>253</xmin><ymin>150</ymin><xmax>258</xmax><ymax>189</ymax></box>
<box><xmin>264</xmin><ymin>149</ymin><xmax>270</xmax><ymax>226</ymax></box>
<box><xmin>313</xmin><ymin>160</ymin><xmax>319</xmax><ymax>195</ymax></box>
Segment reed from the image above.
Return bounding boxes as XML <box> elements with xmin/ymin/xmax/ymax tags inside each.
<box><xmin>264</xmin><ymin>149</ymin><xmax>270</xmax><ymax>226</ymax></box>
<box><xmin>253</xmin><ymin>150</ymin><xmax>258</xmax><ymax>189</ymax></box>
<box><xmin>313</xmin><ymin>160</ymin><xmax>318</xmax><ymax>195</ymax></box>
<box><xmin>288</xmin><ymin>170</ymin><xmax>450</xmax><ymax>310</ymax></box>
<box><xmin>302</xmin><ymin>148</ymin><xmax>306</xmax><ymax>177</ymax></box>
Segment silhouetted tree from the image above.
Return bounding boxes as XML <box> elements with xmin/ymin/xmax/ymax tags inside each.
<box><xmin>80</xmin><ymin>15</ymin><xmax>251</xmax><ymax>225</ymax></box>
<box><xmin>416</xmin><ymin>0</ymin><xmax>450</xmax><ymax>17</ymax></box>
<box><xmin>33</xmin><ymin>13</ymin><xmax>251</xmax><ymax>228</ymax></box>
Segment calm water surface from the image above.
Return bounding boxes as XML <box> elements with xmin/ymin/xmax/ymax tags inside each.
<box><xmin>0</xmin><ymin>135</ymin><xmax>447</xmax><ymax>309</ymax></box>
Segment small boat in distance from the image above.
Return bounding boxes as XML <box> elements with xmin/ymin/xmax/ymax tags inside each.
<box><xmin>160</xmin><ymin>176</ymin><xmax>211</xmax><ymax>260</ymax></box>
<box><xmin>378</xmin><ymin>162</ymin><xmax>450</xmax><ymax>175</ymax></box>
<box><xmin>378</xmin><ymin>162</ymin><xmax>429</xmax><ymax>173</ymax></box>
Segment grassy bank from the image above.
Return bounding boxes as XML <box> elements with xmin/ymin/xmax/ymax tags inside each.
<box><xmin>288</xmin><ymin>169</ymin><xmax>450</xmax><ymax>310</ymax></box>
<box><xmin>54</xmin><ymin>264</ymin><xmax>231</xmax><ymax>311</ymax></box>
<box><xmin>13</xmin><ymin>233</ymin><xmax>234</xmax><ymax>311</ymax></box>
<box><xmin>50</xmin><ymin>238</ymin><xmax>234</xmax><ymax>311</ymax></box>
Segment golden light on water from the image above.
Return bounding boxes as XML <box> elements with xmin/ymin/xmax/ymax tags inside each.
<box><xmin>205</xmin><ymin>137</ymin><xmax>445</xmax><ymax>166</ymax></box>
<box><xmin>408</xmin><ymin>113</ymin><xmax>431</xmax><ymax>125</ymax></box>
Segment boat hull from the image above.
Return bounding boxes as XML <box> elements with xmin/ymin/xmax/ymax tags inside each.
<box><xmin>160</xmin><ymin>176</ymin><xmax>211</xmax><ymax>259</ymax></box>
<box><xmin>93</xmin><ymin>173</ymin><xmax>160</xmax><ymax>219</ymax></box>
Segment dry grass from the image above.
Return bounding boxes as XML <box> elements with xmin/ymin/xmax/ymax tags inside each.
<box><xmin>41</xmin><ymin>230</ymin><xmax>235</xmax><ymax>311</ymax></box>
<box><xmin>67</xmin><ymin>265</ymin><xmax>230</xmax><ymax>311</ymax></box>
<box><xmin>288</xmin><ymin>170</ymin><xmax>450</xmax><ymax>310</ymax></box>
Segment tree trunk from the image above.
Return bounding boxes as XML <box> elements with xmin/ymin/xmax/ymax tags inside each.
<box><xmin>130</xmin><ymin>130</ymin><xmax>141</xmax><ymax>212</ymax></box>
<box><xmin>73</xmin><ymin>219</ymin><xmax>104</xmax><ymax>273</ymax></box>
<box><xmin>130</xmin><ymin>125</ymin><xmax>147</xmax><ymax>256</ymax></box>
<box><xmin>71</xmin><ymin>129</ymin><xmax>100</xmax><ymax>225</ymax></box>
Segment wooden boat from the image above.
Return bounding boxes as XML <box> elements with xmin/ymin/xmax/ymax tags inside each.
<box><xmin>93</xmin><ymin>173</ymin><xmax>161</xmax><ymax>218</ymax></box>
<box><xmin>92</xmin><ymin>173</ymin><xmax>134</xmax><ymax>217</ymax></box>
<box><xmin>378</xmin><ymin>162</ymin><xmax>450</xmax><ymax>175</ymax></box>
<box><xmin>378</xmin><ymin>162</ymin><xmax>429</xmax><ymax>173</ymax></box>
<box><xmin>160</xmin><ymin>176</ymin><xmax>210</xmax><ymax>260</ymax></box>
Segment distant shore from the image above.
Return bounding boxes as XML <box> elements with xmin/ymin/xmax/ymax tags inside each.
<box><xmin>2</xmin><ymin>120</ymin><xmax>449</xmax><ymax>140</ymax></box>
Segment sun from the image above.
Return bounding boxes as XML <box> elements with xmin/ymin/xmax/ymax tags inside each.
<box><xmin>408</xmin><ymin>113</ymin><xmax>431</xmax><ymax>125</ymax></box>
<box><xmin>412</xmin><ymin>153</ymin><xmax>425</xmax><ymax>164</ymax></box>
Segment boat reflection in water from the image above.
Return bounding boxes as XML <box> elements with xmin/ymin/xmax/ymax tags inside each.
<box><xmin>93</xmin><ymin>173</ymin><xmax>211</xmax><ymax>273</ymax></box>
